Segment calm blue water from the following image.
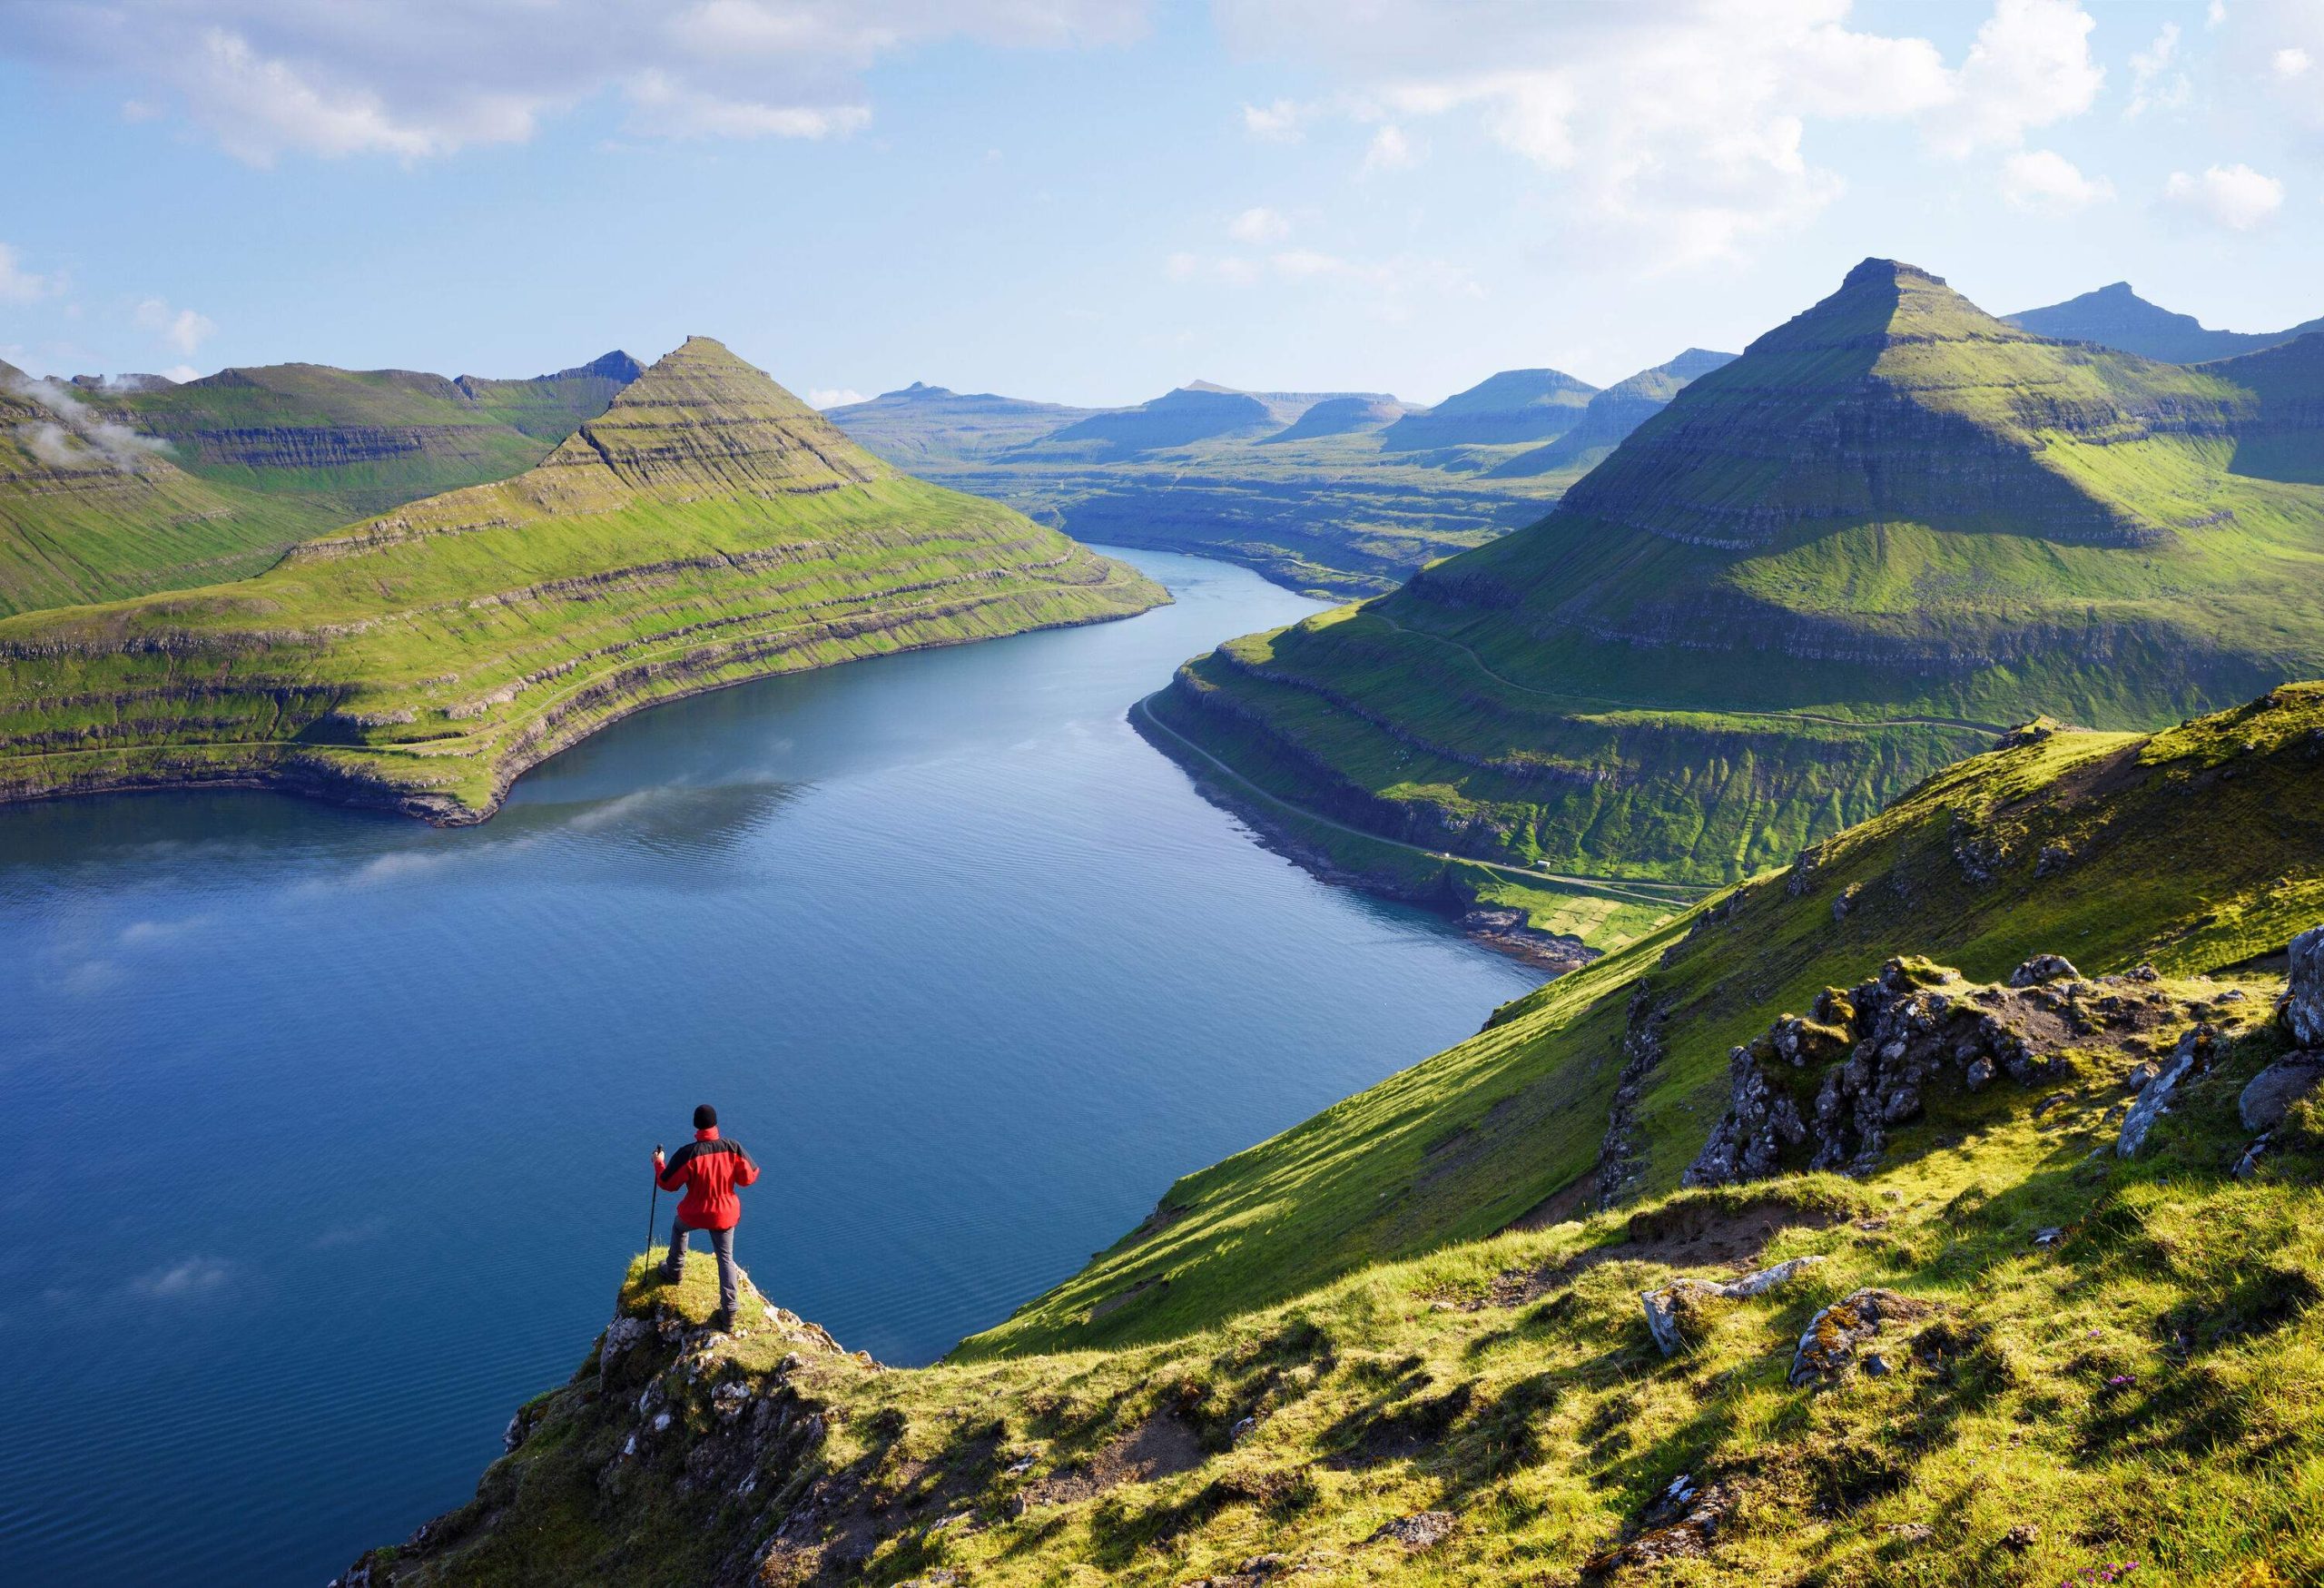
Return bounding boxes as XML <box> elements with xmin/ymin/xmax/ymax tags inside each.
<box><xmin>0</xmin><ymin>547</ymin><xmax>1538</xmax><ymax>1584</ymax></box>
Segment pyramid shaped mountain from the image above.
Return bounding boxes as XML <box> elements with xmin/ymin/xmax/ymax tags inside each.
<box><xmin>0</xmin><ymin>337</ymin><xmax>1163</xmax><ymax>823</ymax></box>
<box><xmin>528</xmin><ymin>336</ymin><xmax>884</xmax><ymax>496</ymax></box>
<box><xmin>1148</xmin><ymin>258</ymin><xmax>2324</xmax><ymax>892</ymax></box>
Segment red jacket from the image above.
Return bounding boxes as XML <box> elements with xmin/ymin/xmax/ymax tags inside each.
<box><xmin>655</xmin><ymin>1128</ymin><xmax>760</xmax><ymax>1230</ymax></box>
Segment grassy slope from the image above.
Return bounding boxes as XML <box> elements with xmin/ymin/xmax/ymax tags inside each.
<box><xmin>0</xmin><ymin>338</ymin><xmax>1163</xmax><ymax>821</ymax></box>
<box><xmin>355</xmin><ymin>697</ymin><xmax>2324</xmax><ymax>1587</ymax></box>
<box><xmin>0</xmin><ymin>358</ymin><xmax>629</xmax><ymax>613</ymax></box>
<box><xmin>0</xmin><ymin>366</ymin><xmax>322</xmax><ymax>613</ymax></box>
<box><xmin>970</xmin><ymin>683</ymin><xmax>2324</xmax><ymax>1359</ymax></box>
<box><xmin>1156</xmin><ymin>261</ymin><xmax>2324</xmax><ymax>886</ymax></box>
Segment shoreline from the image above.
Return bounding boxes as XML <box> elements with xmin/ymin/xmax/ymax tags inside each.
<box><xmin>1128</xmin><ymin>691</ymin><xmax>1599</xmax><ymax>977</ymax></box>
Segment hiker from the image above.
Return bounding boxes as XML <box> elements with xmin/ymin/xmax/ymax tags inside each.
<box><xmin>653</xmin><ymin>1104</ymin><xmax>761</xmax><ymax>1332</ymax></box>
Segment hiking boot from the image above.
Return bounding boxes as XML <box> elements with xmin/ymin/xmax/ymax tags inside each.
<box><xmin>707</xmin><ymin>1307</ymin><xmax>734</xmax><ymax>1335</ymax></box>
<box><xmin>655</xmin><ymin>1263</ymin><xmax>682</xmax><ymax>1286</ymax></box>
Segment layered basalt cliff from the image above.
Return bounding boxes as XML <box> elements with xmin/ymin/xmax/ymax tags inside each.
<box><xmin>0</xmin><ymin>337</ymin><xmax>1164</xmax><ymax>822</ymax></box>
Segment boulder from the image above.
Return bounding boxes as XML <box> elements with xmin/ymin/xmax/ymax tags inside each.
<box><xmin>2118</xmin><ymin>1024</ymin><xmax>2216</xmax><ymax>1157</ymax></box>
<box><xmin>2288</xmin><ymin>926</ymin><xmax>2324</xmax><ymax>1046</ymax></box>
<box><xmin>2009</xmin><ymin>954</ymin><xmax>2081</xmax><ymax>988</ymax></box>
<box><xmin>2238</xmin><ymin>1055</ymin><xmax>2324</xmax><ymax>1132</ymax></box>
<box><xmin>1788</xmin><ymin>1287</ymin><xmax>1930</xmax><ymax>1386</ymax></box>
<box><xmin>1640</xmin><ymin>1256</ymin><xmax>1827</xmax><ymax>1356</ymax></box>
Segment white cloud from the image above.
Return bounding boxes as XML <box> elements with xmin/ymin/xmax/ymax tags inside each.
<box><xmin>2162</xmin><ymin>162</ymin><xmax>2284</xmax><ymax>231</ymax></box>
<box><xmin>0</xmin><ymin>242</ymin><xmax>63</xmax><ymax>304</ymax></box>
<box><xmin>807</xmin><ymin>387</ymin><xmax>867</xmax><ymax>408</ymax></box>
<box><xmin>4</xmin><ymin>1</ymin><xmax>1150</xmax><ymax>163</ymax></box>
<box><xmin>134</xmin><ymin>298</ymin><xmax>218</xmax><ymax>355</ymax></box>
<box><xmin>2125</xmin><ymin>21</ymin><xmax>2190</xmax><ymax>117</ymax></box>
<box><xmin>162</xmin><ymin>363</ymin><xmax>202</xmax><ymax>383</ymax></box>
<box><xmin>1361</xmin><ymin>123</ymin><xmax>1416</xmax><ymax>173</ymax></box>
<box><xmin>2208</xmin><ymin>1</ymin><xmax>2228</xmax><ymax>26</ymax></box>
<box><xmin>2</xmin><ymin>368</ymin><xmax>174</xmax><ymax>472</ymax></box>
<box><xmin>1926</xmin><ymin>0</ymin><xmax>2102</xmax><ymax>157</ymax></box>
<box><xmin>1242</xmin><ymin>97</ymin><xmax>1308</xmax><ymax>140</ymax></box>
<box><xmin>1210</xmin><ymin>1</ymin><xmax>2103</xmax><ymax>271</ymax></box>
<box><xmin>2000</xmin><ymin>147</ymin><xmax>2113</xmax><ymax>212</ymax></box>
<box><xmin>1226</xmin><ymin>205</ymin><xmax>1291</xmax><ymax>243</ymax></box>
<box><xmin>2274</xmin><ymin>45</ymin><xmax>2312</xmax><ymax>77</ymax></box>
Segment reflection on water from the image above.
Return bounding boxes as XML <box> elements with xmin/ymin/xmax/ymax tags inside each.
<box><xmin>0</xmin><ymin>547</ymin><xmax>1540</xmax><ymax>1586</ymax></box>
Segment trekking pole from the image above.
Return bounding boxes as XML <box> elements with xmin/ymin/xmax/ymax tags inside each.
<box><xmin>646</xmin><ymin>1143</ymin><xmax>664</xmax><ymax>1261</ymax></box>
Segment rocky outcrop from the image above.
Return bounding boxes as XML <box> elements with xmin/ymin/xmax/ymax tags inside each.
<box><xmin>2118</xmin><ymin>1024</ymin><xmax>2217</xmax><ymax>1157</ymax></box>
<box><xmin>1788</xmin><ymin>1287</ymin><xmax>1932</xmax><ymax>1387</ymax></box>
<box><xmin>1689</xmin><ymin>954</ymin><xmax>2198</xmax><ymax>1185</ymax></box>
<box><xmin>1591</xmin><ymin>984</ymin><xmax>1673</xmax><ymax>1208</ymax></box>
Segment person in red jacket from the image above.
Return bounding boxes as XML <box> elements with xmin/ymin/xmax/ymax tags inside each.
<box><xmin>654</xmin><ymin>1104</ymin><xmax>761</xmax><ymax>1332</ymax></box>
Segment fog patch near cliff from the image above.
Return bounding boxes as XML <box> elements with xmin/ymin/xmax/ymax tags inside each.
<box><xmin>4</xmin><ymin>369</ymin><xmax>174</xmax><ymax>473</ymax></box>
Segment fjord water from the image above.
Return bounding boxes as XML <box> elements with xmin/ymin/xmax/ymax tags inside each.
<box><xmin>0</xmin><ymin>548</ymin><xmax>1538</xmax><ymax>1586</ymax></box>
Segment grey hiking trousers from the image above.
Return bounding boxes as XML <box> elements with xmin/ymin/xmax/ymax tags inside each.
<box><xmin>662</xmin><ymin>1217</ymin><xmax>740</xmax><ymax>1317</ymax></box>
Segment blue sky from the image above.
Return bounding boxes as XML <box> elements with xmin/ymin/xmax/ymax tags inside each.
<box><xmin>4</xmin><ymin>0</ymin><xmax>2321</xmax><ymax>406</ymax></box>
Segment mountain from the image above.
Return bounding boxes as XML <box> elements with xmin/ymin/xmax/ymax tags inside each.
<box><xmin>1377</xmin><ymin>366</ymin><xmax>1599</xmax><ymax>451</ymax></box>
<box><xmin>1012</xmin><ymin>385</ymin><xmax>1277</xmax><ymax>461</ymax></box>
<box><xmin>0</xmin><ymin>350</ymin><xmax>638</xmax><ymax>613</ymax></box>
<box><xmin>340</xmin><ymin>680</ymin><xmax>2324</xmax><ymax>1587</ymax></box>
<box><xmin>0</xmin><ymin>337</ymin><xmax>1163</xmax><ymax>822</ymax></box>
<box><xmin>829</xmin><ymin>376</ymin><xmax>1587</xmax><ymax>600</ymax></box>
<box><xmin>1144</xmin><ymin>259</ymin><xmax>2324</xmax><ymax>916</ymax></box>
<box><xmin>0</xmin><ymin>359</ymin><xmax>305</xmax><ymax>615</ymax></box>
<box><xmin>2006</xmin><ymin>281</ymin><xmax>2324</xmax><ymax>363</ymax></box>
<box><xmin>1488</xmin><ymin>347</ymin><xmax>1737</xmax><ymax>477</ymax></box>
<box><xmin>821</xmin><ymin>381</ymin><xmax>1098</xmax><ymax>467</ymax></box>
<box><xmin>1258</xmin><ymin>393</ymin><xmax>1412</xmax><ymax>443</ymax></box>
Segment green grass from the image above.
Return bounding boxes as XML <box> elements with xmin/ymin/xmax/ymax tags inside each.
<box><xmin>970</xmin><ymin>683</ymin><xmax>2324</xmax><ymax>1359</ymax></box>
<box><xmin>0</xmin><ymin>339</ymin><xmax>1163</xmax><ymax>821</ymax></box>
<box><xmin>1158</xmin><ymin>261</ymin><xmax>2324</xmax><ymax>886</ymax></box>
<box><xmin>0</xmin><ymin>354</ymin><xmax>629</xmax><ymax>615</ymax></box>
<box><xmin>356</xmin><ymin>954</ymin><xmax>2324</xmax><ymax>1587</ymax></box>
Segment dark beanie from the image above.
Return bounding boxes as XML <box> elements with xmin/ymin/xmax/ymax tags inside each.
<box><xmin>694</xmin><ymin>1103</ymin><xmax>717</xmax><ymax>1129</ymax></box>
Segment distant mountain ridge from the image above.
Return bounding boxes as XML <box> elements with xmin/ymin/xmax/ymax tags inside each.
<box><xmin>827</xmin><ymin>363</ymin><xmax>1659</xmax><ymax>598</ymax></box>
<box><xmin>1378</xmin><ymin>366</ymin><xmax>1598</xmax><ymax>451</ymax></box>
<box><xmin>1150</xmin><ymin>257</ymin><xmax>2324</xmax><ymax>900</ymax></box>
<box><xmin>2007</xmin><ymin>281</ymin><xmax>2324</xmax><ymax>363</ymax></box>
<box><xmin>1490</xmin><ymin>348</ymin><xmax>1737</xmax><ymax>478</ymax></box>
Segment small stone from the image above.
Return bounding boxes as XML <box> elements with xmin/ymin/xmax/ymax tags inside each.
<box><xmin>1864</xmin><ymin>1353</ymin><xmax>1892</xmax><ymax>1377</ymax></box>
<box><xmin>2003</xmin><ymin>1524</ymin><xmax>2039</xmax><ymax>1551</ymax></box>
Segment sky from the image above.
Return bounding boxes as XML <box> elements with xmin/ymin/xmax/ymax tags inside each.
<box><xmin>3</xmin><ymin>0</ymin><xmax>2322</xmax><ymax>408</ymax></box>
